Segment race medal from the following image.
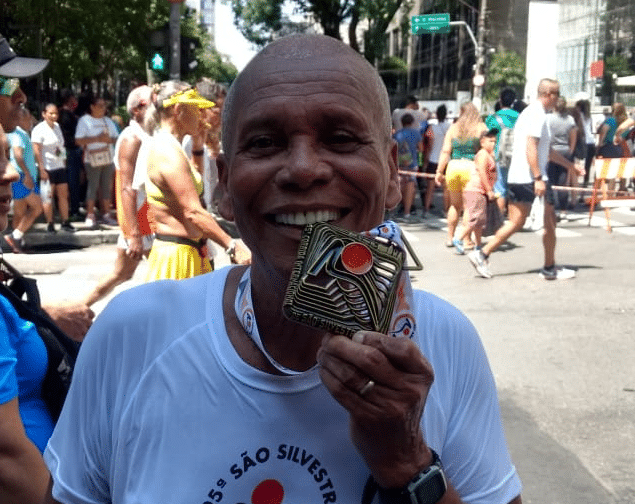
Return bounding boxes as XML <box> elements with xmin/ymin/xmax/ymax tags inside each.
<box><xmin>283</xmin><ymin>222</ymin><xmax>405</xmax><ymax>337</ymax></box>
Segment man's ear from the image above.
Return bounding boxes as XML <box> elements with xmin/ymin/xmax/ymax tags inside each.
<box><xmin>215</xmin><ymin>153</ymin><xmax>235</xmax><ymax>221</ymax></box>
<box><xmin>385</xmin><ymin>140</ymin><xmax>402</xmax><ymax>211</ymax></box>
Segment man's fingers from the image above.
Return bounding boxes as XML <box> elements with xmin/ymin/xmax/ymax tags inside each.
<box><xmin>351</xmin><ymin>331</ymin><xmax>433</xmax><ymax>377</ymax></box>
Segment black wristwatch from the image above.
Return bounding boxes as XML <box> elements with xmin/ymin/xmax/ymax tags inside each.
<box><xmin>533</xmin><ymin>174</ymin><xmax>544</xmax><ymax>181</ymax></box>
<box><xmin>376</xmin><ymin>449</ymin><xmax>447</xmax><ymax>504</ymax></box>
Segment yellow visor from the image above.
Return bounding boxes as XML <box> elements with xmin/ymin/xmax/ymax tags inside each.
<box><xmin>161</xmin><ymin>88</ymin><xmax>215</xmax><ymax>109</ymax></box>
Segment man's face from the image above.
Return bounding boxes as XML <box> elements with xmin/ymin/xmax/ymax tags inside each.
<box><xmin>217</xmin><ymin>44</ymin><xmax>400</xmax><ymax>274</ymax></box>
<box><xmin>545</xmin><ymin>85</ymin><xmax>560</xmax><ymax>112</ymax></box>
<box><xmin>0</xmin><ymin>78</ymin><xmax>27</xmax><ymax>132</ymax></box>
<box><xmin>0</xmin><ymin>124</ymin><xmax>20</xmax><ymax>231</ymax></box>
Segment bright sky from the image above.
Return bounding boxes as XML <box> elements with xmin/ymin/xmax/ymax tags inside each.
<box><xmin>213</xmin><ymin>0</ymin><xmax>258</xmax><ymax>71</ymax></box>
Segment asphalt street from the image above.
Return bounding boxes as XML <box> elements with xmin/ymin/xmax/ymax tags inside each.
<box><xmin>4</xmin><ymin>202</ymin><xmax>635</xmax><ymax>504</ymax></box>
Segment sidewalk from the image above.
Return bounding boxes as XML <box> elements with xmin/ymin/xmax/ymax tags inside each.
<box><xmin>1</xmin><ymin>221</ymin><xmax>120</xmax><ymax>253</ymax></box>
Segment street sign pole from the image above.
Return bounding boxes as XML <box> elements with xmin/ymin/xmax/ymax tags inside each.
<box><xmin>169</xmin><ymin>3</ymin><xmax>181</xmax><ymax>80</ymax></box>
<box><xmin>411</xmin><ymin>12</ymin><xmax>485</xmax><ymax>112</ymax></box>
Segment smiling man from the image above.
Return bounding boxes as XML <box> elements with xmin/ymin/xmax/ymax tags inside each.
<box><xmin>44</xmin><ymin>35</ymin><xmax>522</xmax><ymax>504</ymax></box>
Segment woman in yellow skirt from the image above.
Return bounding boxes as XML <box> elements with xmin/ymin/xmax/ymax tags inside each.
<box><xmin>434</xmin><ymin>102</ymin><xmax>487</xmax><ymax>249</ymax></box>
<box><xmin>143</xmin><ymin>81</ymin><xmax>251</xmax><ymax>281</ymax></box>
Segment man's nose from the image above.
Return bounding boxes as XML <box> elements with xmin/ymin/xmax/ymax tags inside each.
<box><xmin>275</xmin><ymin>137</ymin><xmax>333</xmax><ymax>190</ymax></box>
<box><xmin>12</xmin><ymin>87</ymin><xmax>26</xmax><ymax>105</ymax></box>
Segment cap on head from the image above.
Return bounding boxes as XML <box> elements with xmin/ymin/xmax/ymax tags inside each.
<box><xmin>0</xmin><ymin>34</ymin><xmax>49</xmax><ymax>78</ymax></box>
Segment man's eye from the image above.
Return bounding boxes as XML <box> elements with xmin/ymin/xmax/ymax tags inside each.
<box><xmin>325</xmin><ymin>132</ymin><xmax>362</xmax><ymax>151</ymax></box>
<box><xmin>245</xmin><ymin>136</ymin><xmax>277</xmax><ymax>151</ymax></box>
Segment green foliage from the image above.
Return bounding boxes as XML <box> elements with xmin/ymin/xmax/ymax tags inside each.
<box><xmin>604</xmin><ymin>54</ymin><xmax>631</xmax><ymax>77</ymax></box>
<box><xmin>181</xmin><ymin>8</ymin><xmax>238</xmax><ymax>85</ymax></box>
<box><xmin>230</xmin><ymin>0</ymin><xmax>285</xmax><ymax>46</ymax></box>
<box><xmin>379</xmin><ymin>56</ymin><xmax>408</xmax><ymax>74</ymax></box>
<box><xmin>485</xmin><ymin>51</ymin><xmax>526</xmax><ymax>101</ymax></box>
<box><xmin>226</xmin><ymin>0</ymin><xmax>406</xmax><ymax>65</ymax></box>
<box><xmin>1</xmin><ymin>0</ymin><xmax>237</xmax><ymax>94</ymax></box>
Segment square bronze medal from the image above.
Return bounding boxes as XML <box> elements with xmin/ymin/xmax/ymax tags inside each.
<box><xmin>283</xmin><ymin>222</ymin><xmax>404</xmax><ymax>337</ymax></box>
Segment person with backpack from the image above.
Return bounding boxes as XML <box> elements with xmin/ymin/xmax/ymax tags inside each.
<box><xmin>485</xmin><ymin>88</ymin><xmax>519</xmax><ymax>216</ymax></box>
<box><xmin>393</xmin><ymin>112</ymin><xmax>422</xmax><ymax>221</ymax></box>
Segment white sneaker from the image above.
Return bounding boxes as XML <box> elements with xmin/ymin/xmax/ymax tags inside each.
<box><xmin>85</xmin><ymin>214</ymin><xmax>96</xmax><ymax>228</ymax></box>
<box><xmin>468</xmin><ymin>249</ymin><xmax>492</xmax><ymax>278</ymax></box>
<box><xmin>539</xmin><ymin>266</ymin><xmax>576</xmax><ymax>280</ymax></box>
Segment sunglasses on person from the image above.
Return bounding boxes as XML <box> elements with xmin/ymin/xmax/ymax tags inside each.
<box><xmin>0</xmin><ymin>77</ymin><xmax>19</xmax><ymax>97</ymax></box>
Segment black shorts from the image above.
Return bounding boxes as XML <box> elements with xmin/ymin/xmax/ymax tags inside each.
<box><xmin>508</xmin><ymin>182</ymin><xmax>555</xmax><ymax>206</ymax></box>
<box><xmin>47</xmin><ymin>168</ymin><xmax>68</xmax><ymax>185</ymax></box>
<box><xmin>425</xmin><ymin>161</ymin><xmax>437</xmax><ymax>175</ymax></box>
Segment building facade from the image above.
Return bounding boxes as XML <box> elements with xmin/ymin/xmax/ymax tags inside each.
<box><xmin>557</xmin><ymin>0</ymin><xmax>635</xmax><ymax>107</ymax></box>
<box><xmin>384</xmin><ymin>0</ymin><xmax>530</xmax><ymax>105</ymax></box>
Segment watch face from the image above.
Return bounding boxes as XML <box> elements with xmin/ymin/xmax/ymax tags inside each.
<box><xmin>410</xmin><ymin>467</ymin><xmax>447</xmax><ymax>504</ymax></box>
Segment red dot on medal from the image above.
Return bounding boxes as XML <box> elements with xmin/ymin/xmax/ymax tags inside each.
<box><xmin>251</xmin><ymin>479</ymin><xmax>284</xmax><ymax>504</ymax></box>
<box><xmin>341</xmin><ymin>242</ymin><xmax>373</xmax><ymax>275</ymax></box>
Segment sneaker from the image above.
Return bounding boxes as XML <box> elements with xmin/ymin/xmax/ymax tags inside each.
<box><xmin>46</xmin><ymin>223</ymin><xmax>57</xmax><ymax>234</ymax></box>
<box><xmin>539</xmin><ymin>266</ymin><xmax>576</xmax><ymax>280</ymax></box>
<box><xmin>61</xmin><ymin>221</ymin><xmax>76</xmax><ymax>232</ymax></box>
<box><xmin>468</xmin><ymin>249</ymin><xmax>492</xmax><ymax>278</ymax></box>
<box><xmin>452</xmin><ymin>238</ymin><xmax>465</xmax><ymax>255</ymax></box>
<box><xmin>3</xmin><ymin>234</ymin><xmax>24</xmax><ymax>253</ymax></box>
<box><xmin>85</xmin><ymin>214</ymin><xmax>97</xmax><ymax>229</ymax></box>
<box><xmin>100</xmin><ymin>215</ymin><xmax>118</xmax><ymax>226</ymax></box>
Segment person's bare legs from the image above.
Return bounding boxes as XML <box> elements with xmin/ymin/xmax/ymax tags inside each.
<box><xmin>12</xmin><ymin>198</ymin><xmax>26</xmax><ymax>230</ymax></box>
<box><xmin>481</xmin><ymin>201</ymin><xmax>531</xmax><ymax>257</ymax></box>
<box><xmin>100</xmin><ymin>198</ymin><xmax>112</xmax><ymax>219</ymax></box>
<box><xmin>83</xmin><ymin>248</ymin><xmax>142</xmax><ymax>307</ymax></box>
<box><xmin>16</xmin><ymin>192</ymin><xmax>42</xmax><ymax>232</ymax></box>
<box><xmin>446</xmin><ymin>190</ymin><xmax>462</xmax><ymax>244</ymax></box>
<box><xmin>42</xmin><ymin>197</ymin><xmax>54</xmax><ymax>225</ymax></box>
<box><xmin>424</xmin><ymin>178</ymin><xmax>435</xmax><ymax>211</ymax></box>
<box><xmin>56</xmin><ymin>183</ymin><xmax>70</xmax><ymax>222</ymax></box>
<box><xmin>543</xmin><ymin>202</ymin><xmax>557</xmax><ymax>267</ymax></box>
<box><xmin>401</xmin><ymin>178</ymin><xmax>416</xmax><ymax>216</ymax></box>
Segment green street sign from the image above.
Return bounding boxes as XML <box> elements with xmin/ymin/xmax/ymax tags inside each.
<box><xmin>411</xmin><ymin>13</ymin><xmax>450</xmax><ymax>35</ymax></box>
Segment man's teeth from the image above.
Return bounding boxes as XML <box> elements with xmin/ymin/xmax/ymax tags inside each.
<box><xmin>275</xmin><ymin>210</ymin><xmax>339</xmax><ymax>225</ymax></box>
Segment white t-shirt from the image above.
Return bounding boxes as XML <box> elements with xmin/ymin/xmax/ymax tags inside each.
<box><xmin>44</xmin><ymin>268</ymin><xmax>521</xmax><ymax>504</ymax></box>
<box><xmin>507</xmin><ymin>101</ymin><xmax>551</xmax><ymax>184</ymax></box>
<box><xmin>30</xmin><ymin>121</ymin><xmax>66</xmax><ymax>171</ymax></box>
<box><xmin>114</xmin><ymin>120</ymin><xmax>148</xmax><ymax>208</ymax></box>
<box><xmin>429</xmin><ymin>122</ymin><xmax>451</xmax><ymax>163</ymax></box>
<box><xmin>75</xmin><ymin>114</ymin><xmax>118</xmax><ymax>161</ymax></box>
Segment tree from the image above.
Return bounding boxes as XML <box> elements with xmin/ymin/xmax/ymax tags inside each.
<box><xmin>181</xmin><ymin>7</ymin><xmax>238</xmax><ymax>84</ymax></box>
<box><xmin>485</xmin><ymin>51</ymin><xmax>526</xmax><ymax>101</ymax></box>
<box><xmin>0</xmin><ymin>0</ymin><xmax>237</xmax><ymax>99</ymax></box>
<box><xmin>227</xmin><ymin>0</ymin><xmax>408</xmax><ymax>66</ymax></box>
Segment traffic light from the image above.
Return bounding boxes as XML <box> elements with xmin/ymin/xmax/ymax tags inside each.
<box><xmin>151</xmin><ymin>52</ymin><xmax>165</xmax><ymax>72</ymax></box>
<box><xmin>148</xmin><ymin>26</ymin><xmax>169</xmax><ymax>78</ymax></box>
<box><xmin>180</xmin><ymin>35</ymin><xmax>199</xmax><ymax>78</ymax></box>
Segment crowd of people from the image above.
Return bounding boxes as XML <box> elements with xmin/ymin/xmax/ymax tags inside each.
<box><xmin>390</xmin><ymin>82</ymin><xmax>635</xmax><ymax>280</ymax></box>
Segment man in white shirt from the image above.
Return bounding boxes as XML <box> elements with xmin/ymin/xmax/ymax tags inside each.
<box><xmin>82</xmin><ymin>86</ymin><xmax>153</xmax><ymax>307</ymax></box>
<box><xmin>468</xmin><ymin>78</ymin><xmax>584</xmax><ymax>280</ymax></box>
